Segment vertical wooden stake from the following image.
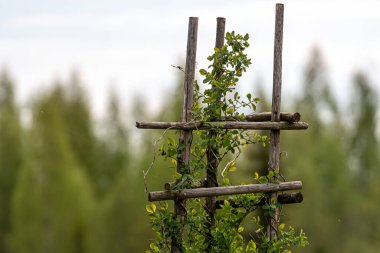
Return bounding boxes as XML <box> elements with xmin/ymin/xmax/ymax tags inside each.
<box><xmin>205</xmin><ymin>17</ymin><xmax>225</xmax><ymax>244</ymax></box>
<box><xmin>172</xmin><ymin>17</ymin><xmax>198</xmax><ymax>253</ymax></box>
<box><xmin>267</xmin><ymin>3</ymin><xmax>284</xmax><ymax>240</ymax></box>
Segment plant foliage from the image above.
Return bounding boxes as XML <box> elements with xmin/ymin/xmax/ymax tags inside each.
<box><xmin>145</xmin><ymin>31</ymin><xmax>308</xmax><ymax>252</ymax></box>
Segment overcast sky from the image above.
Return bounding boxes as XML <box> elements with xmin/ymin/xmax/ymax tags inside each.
<box><xmin>0</xmin><ymin>0</ymin><xmax>379</xmax><ymax>118</ymax></box>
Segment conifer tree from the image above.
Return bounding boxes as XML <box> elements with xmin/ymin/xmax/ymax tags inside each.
<box><xmin>11</xmin><ymin>87</ymin><xmax>94</xmax><ymax>253</ymax></box>
<box><xmin>0</xmin><ymin>70</ymin><xmax>23</xmax><ymax>253</ymax></box>
<box><xmin>283</xmin><ymin>48</ymin><xmax>351</xmax><ymax>252</ymax></box>
<box><xmin>349</xmin><ymin>72</ymin><xmax>379</xmax><ymax>189</ymax></box>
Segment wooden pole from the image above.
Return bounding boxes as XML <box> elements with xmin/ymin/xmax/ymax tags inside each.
<box><xmin>205</xmin><ymin>17</ymin><xmax>226</xmax><ymax>237</ymax></box>
<box><xmin>149</xmin><ymin>181</ymin><xmax>302</xmax><ymax>201</ymax></box>
<box><xmin>172</xmin><ymin>17</ymin><xmax>198</xmax><ymax>253</ymax></box>
<box><xmin>267</xmin><ymin>3</ymin><xmax>284</xmax><ymax>240</ymax></box>
<box><xmin>136</xmin><ymin>121</ymin><xmax>308</xmax><ymax>130</ymax></box>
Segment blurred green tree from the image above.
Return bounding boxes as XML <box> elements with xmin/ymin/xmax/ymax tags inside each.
<box><xmin>87</xmin><ymin>90</ymin><xmax>137</xmax><ymax>253</ymax></box>
<box><xmin>0</xmin><ymin>70</ymin><xmax>23</xmax><ymax>253</ymax></box>
<box><xmin>341</xmin><ymin>72</ymin><xmax>380</xmax><ymax>252</ymax></box>
<box><xmin>11</xmin><ymin>87</ymin><xmax>94</xmax><ymax>253</ymax></box>
<box><xmin>92</xmin><ymin>90</ymin><xmax>129</xmax><ymax>197</ymax></box>
<box><xmin>61</xmin><ymin>73</ymin><xmax>100</xmax><ymax>195</ymax></box>
<box><xmin>349</xmin><ymin>72</ymin><xmax>379</xmax><ymax>190</ymax></box>
<box><xmin>282</xmin><ymin>48</ymin><xmax>352</xmax><ymax>252</ymax></box>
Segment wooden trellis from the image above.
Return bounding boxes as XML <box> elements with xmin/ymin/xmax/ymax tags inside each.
<box><xmin>136</xmin><ymin>4</ymin><xmax>308</xmax><ymax>252</ymax></box>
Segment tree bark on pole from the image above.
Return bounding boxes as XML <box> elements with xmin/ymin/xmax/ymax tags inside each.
<box><xmin>267</xmin><ymin>3</ymin><xmax>284</xmax><ymax>241</ymax></box>
<box><xmin>205</xmin><ymin>16</ymin><xmax>225</xmax><ymax>232</ymax></box>
<box><xmin>172</xmin><ymin>17</ymin><xmax>198</xmax><ymax>253</ymax></box>
<box><xmin>148</xmin><ymin>181</ymin><xmax>302</xmax><ymax>201</ymax></box>
<box><xmin>136</xmin><ymin>121</ymin><xmax>308</xmax><ymax>130</ymax></box>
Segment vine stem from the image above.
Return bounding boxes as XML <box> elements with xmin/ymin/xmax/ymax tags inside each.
<box><xmin>221</xmin><ymin>149</ymin><xmax>241</xmax><ymax>178</ymax></box>
<box><xmin>142</xmin><ymin>121</ymin><xmax>200</xmax><ymax>193</ymax></box>
<box><xmin>205</xmin><ymin>18</ymin><xmax>226</xmax><ymax>243</ymax></box>
<box><xmin>143</xmin><ymin>125</ymin><xmax>178</xmax><ymax>193</ymax></box>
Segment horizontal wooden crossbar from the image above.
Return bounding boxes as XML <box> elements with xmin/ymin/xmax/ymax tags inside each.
<box><xmin>215</xmin><ymin>192</ymin><xmax>303</xmax><ymax>209</ymax></box>
<box><xmin>232</xmin><ymin>112</ymin><xmax>300</xmax><ymax>123</ymax></box>
<box><xmin>148</xmin><ymin>181</ymin><xmax>302</xmax><ymax>202</ymax></box>
<box><xmin>136</xmin><ymin>121</ymin><xmax>308</xmax><ymax>130</ymax></box>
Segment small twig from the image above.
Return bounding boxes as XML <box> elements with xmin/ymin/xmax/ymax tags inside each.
<box><xmin>210</xmin><ymin>148</ymin><xmax>220</xmax><ymax>167</ymax></box>
<box><xmin>221</xmin><ymin>149</ymin><xmax>241</xmax><ymax>178</ymax></box>
<box><xmin>143</xmin><ymin>121</ymin><xmax>198</xmax><ymax>193</ymax></box>
<box><xmin>171</xmin><ymin>64</ymin><xmax>185</xmax><ymax>74</ymax></box>
<box><xmin>143</xmin><ymin>126</ymin><xmax>177</xmax><ymax>193</ymax></box>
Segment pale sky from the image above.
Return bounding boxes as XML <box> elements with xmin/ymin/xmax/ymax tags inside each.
<box><xmin>0</xmin><ymin>0</ymin><xmax>379</xmax><ymax>118</ymax></box>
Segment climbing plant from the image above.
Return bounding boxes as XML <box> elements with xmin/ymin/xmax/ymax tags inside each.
<box><xmin>145</xmin><ymin>31</ymin><xmax>308</xmax><ymax>253</ymax></box>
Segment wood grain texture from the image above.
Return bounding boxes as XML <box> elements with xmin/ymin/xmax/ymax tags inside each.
<box><xmin>268</xmin><ymin>3</ymin><xmax>284</xmax><ymax>241</ymax></box>
<box><xmin>148</xmin><ymin>181</ymin><xmax>302</xmax><ymax>201</ymax></box>
<box><xmin>172</xmin><ymin>17</ymin><xmax>198</xmax><ymax>253</ymax></box>
<box><xmin>245</xmin><ymin>112</ymin><xmax>300</xmax><ymax>123</ymax></box>
<box><xmin>136</xmin><ymin>121</ymin><xmax>308</xmax><ymax>130</ymax></box>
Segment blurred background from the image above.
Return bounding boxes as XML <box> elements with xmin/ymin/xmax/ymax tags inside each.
<box><xmin>0</xmin><ymin>0</ymin><xmax>379</xmax><ymax>252</ymax></box>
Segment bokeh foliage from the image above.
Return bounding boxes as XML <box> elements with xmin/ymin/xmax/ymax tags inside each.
<box><xmin>0</xmin><ymin>47</ymin><xmax>379</xmax><ymax>252</ymax></box>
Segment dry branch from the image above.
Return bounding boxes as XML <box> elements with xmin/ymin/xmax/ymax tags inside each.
<box><xmin>148</xmin><ymin>181</ymin><xmax>302</xmax><ymax>202</ymax></box>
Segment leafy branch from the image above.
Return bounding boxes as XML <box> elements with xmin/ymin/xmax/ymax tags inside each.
<box><xmin>145</xmin><ymin>31</ymin><xmax>308</xmax><ymax>253</ymax></box>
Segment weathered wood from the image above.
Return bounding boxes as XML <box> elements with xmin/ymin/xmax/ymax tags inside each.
<box><xmin>245</xmin><ymin>112</ymin><xmax>300</xmax><ymax>123</ymax></box>
<box><xmin>277</xmin><ymin>192</ymin><xmax>303</xmax><ymax>204</ymax></box>
<box><xmin>137</xmin><ymin>112</ymin><xmax>300</xmax><ymax>124</ymax></box>
<box><xmin>267</xmin><ymin>3</ymin><xmax>284</xmax><ymax>241</ymax></box>
<box><xmin>215</xmin><ymin>17</ymin><xmax>226</xmax><ymax>49</ymax></box>
<box><xmin>215</xmin><ymin>192</ymin><xmax>303</xmax><ymax>209</ymax></box>
<box><xmin>164</xmin><ymin>178</ymin><xmax>207</xmax><ymax>190</ymax></box>
<box><xmin>205</xmin><ymin>18</ymin><xmax>226</xmax><ymax>243</ymax></box>
<box><xmin>148</xmin><ymin>181</ymin><xmax>302</xmax><ymax>201</ymax></box>
<box><xmin>135</xmin><ymin>121</ymin><xmax>308</xmax><ymax>130</ymax></box>
<box><xmin>172</xmin><ymin>17</ymin><xmax>198</xmax><ymax>253</ymax></box>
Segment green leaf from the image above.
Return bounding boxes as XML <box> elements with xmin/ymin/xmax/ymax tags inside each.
<box><xmin>268</xmin><ymin>170</ymin><xmax>275</xmax><ymax>179</ymax></box>
<box><xmin>199</xmin><ymin>69</ymin><xmax>207</xmax><ymax>76</ymax></box>
<box><xmin>228</xmin><ymin>166</ymin><xmax>237</xmax><ymax>172</ymax></box>
<box><xmin>223</xmin><ymin>178</ymin><xmax>230</xmax><ymax>185</ymax></box>
<box><xmin>194</xmin><ymin>81</ymin><xmax>199</xmax><ymax>91</ymax></box>
<box><xmin>246</xmin><ymin>240</ymin><xmax>257</xmax><ymax>251</ymax></box>
<box><xmin>146</xmin><ymin>204</ymin><xmax>156</xmax><ymax>214</ymax></box>
<box><xmin>258</xmin><ymin>176</ymin><xmax>268</xmax><ymax>184</ymax></box>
